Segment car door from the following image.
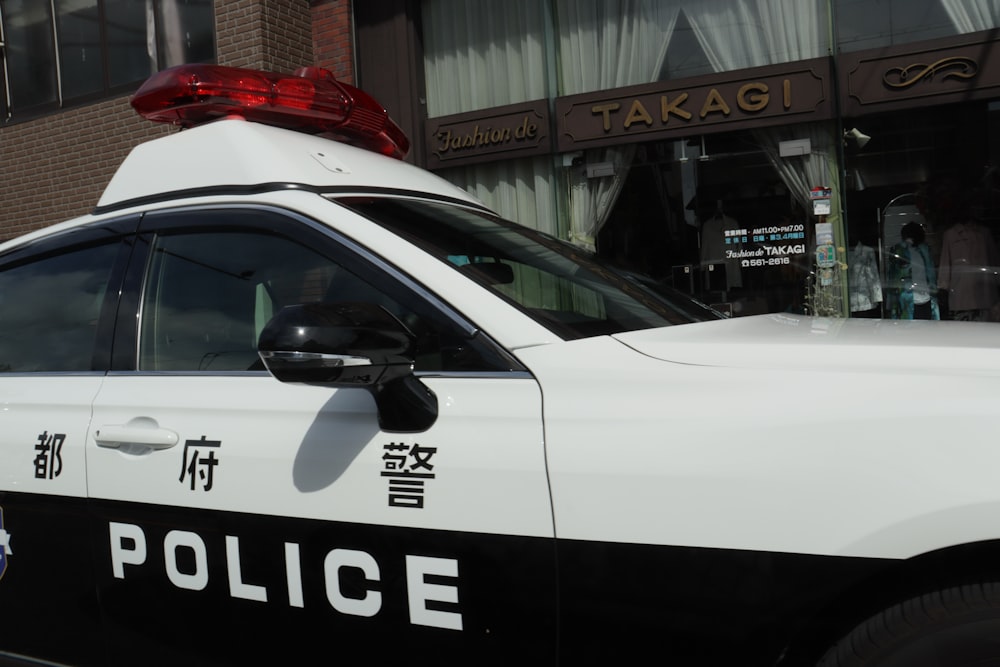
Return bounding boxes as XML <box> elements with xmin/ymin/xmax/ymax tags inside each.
<box><xmin>86</xmin><ymin>205</ymin><xmax>556</xmax><ymax>666</ymax></box>
<box><xmin>0</xmin><ymin>217</ymin><xmax>136</xmax><ymax>666</ymax></box>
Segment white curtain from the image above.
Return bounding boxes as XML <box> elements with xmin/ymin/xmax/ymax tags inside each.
<box><xmin>438</xmin><ymin>157</ymin><xmax>560</xmax><ymax>236</ymax></box>
<box><xmin>422</xmin><ymin>0</ymin><xmax>555</xmax><ymax>231</ymax></box>
<box><xmin>684</xmin><ymin>0</ymin><xmax>831</xmax><ymax>215</ymax></box>
<box><xmin>157</xmin><ymin>0</ymin><xmax>186</xmax><ymax>67</ymax></box>
<box><xmin>422</xmin><ymin>0</ymin><xmax>546</xmax><ymax>117</ymax></box>
<box><xmin>557</xmin><ymin>0</ymin><xmax>681</xmax><ymax>249</ymax></box>
<box><xmin>941</xmin><ymin>0</ymin><xmax>1000</xmax><ymax>32</ymax></box>
<box><xmin>684</xmin><ymin>0</ymin><xmax>824</xmax><ymax>71</ymax></box>
<box><xmin>756</xmin><ymin>124</ymin><xmax>837</xmax><ymax>217</ymax></box>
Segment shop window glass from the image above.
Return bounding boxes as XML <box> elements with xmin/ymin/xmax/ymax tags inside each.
<box><xmin>556</xmin><ymin>0</ymin><xmax>683</xmax><ymax>248</ymax></box>
<box><xmin>557</xmin><ymin>0</ymin><xmax>830</xmax><ymax>94</ymax></box>
<box><xmin>652</xmin><ymin>2</ymin><xmax>837</xmax><ymax>318</ymax></box>
<box><xmin>594</xmin><ymin>131</ymin><xmax>821</xmax><ymax>319</ymax></box>
<box><xmin>834</xmin><ymin>0</ymin><xmax>994</xmax><ymax>53</ymax></box>
<box><xmin>681</xmin><ymin>0</ymin><xmax>829</xmax><ymax>71</ymax></box>
<box><xmin>558</xmin><ymin>0</ymin><xmax>832</xmax><ymax>251</ymax></box>
<box><xmin>941</xmin><ymin>0</ymin><xmax>1000</xmax><ymax>33</ymax></box>
<box><xmin>661</xmin><ymin>11</ymin><xmax>714</xmax><ymax>80</ymax></box>
<box><xmin>842</xmin><ymin>104</ymin><xmax>1000</xmax><ymax>322</ymax></box>
<box><xmin>422</xmin><ymin>0</ymin><xmax>555</xmax><ymax>233</ymax></box>
<box><xmin>556</xmin><ymin>0</ymin><xmax>680</xmax><ymax>96</ymax></box>
<box><xmin>422</xmin><ymin>0</ymin><xmax>547</xmax><ymax>117</ymax></box>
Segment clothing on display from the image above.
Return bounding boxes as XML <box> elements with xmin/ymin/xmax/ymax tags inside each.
<box><xmin>700</xmin><ymin>213</ymin><xmax>743</xmax><ymax>290</ymax></box>
<box><xmin>848</xmin><ymin>242</ymin><xmax>882</xmax><ymax>313</ymax></box>
<box><xmin>938</xmin><ymin>222</ymin><xmax>1000</xmax><ymax>313</ymax></box>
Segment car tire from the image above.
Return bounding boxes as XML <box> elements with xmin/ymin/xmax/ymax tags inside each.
<box><xmin>816</xmin><ymin>582</ymin><xmax>1000</xmax><ymax>667</ymax></box>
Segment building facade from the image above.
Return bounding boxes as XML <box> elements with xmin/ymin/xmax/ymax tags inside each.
<box><xmin>357</xmin><ymin>0</ymin><xmax>1000</xmax><ymax>321</ymax></box>
<box><xmin>0</xmin><ymin>0</ymin><xmax>336</xmax><ymax>239</ymax></box>
<box><xmin>4</xmin><ymin>0</ymin><xmax>1000</xmax><ymax>322</ymax></box>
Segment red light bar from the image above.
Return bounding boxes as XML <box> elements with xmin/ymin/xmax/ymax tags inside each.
<box><xmin>130</xmin><ymin>64</ymin><xmax>410</xmax><ymax>159</ymax></box>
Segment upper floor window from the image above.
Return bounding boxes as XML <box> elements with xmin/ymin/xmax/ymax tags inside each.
<box><xmin>0</xmin><ymin>0</ymin><xmax>214</xmax><ymax>120</ymax></box>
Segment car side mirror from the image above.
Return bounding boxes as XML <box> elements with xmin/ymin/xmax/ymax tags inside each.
<box><xmin>257</xmin><ymin>302</ymin><xmax>438</xmax><ymax>433</ymax></box>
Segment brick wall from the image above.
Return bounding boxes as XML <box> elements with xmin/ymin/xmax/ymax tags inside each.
<box><xmin>217</xmin><ymin>0</ymin><xmax>313</xmax><ymax>72</ymax></box>
<box><xmin>0</xmin><ymin>0</ymin><xmax>318</xmax><ymax>240</ymax></box>
<box><xmin>311</xmin><ymin>0</ymin><xmax>355</xmax><ymax>84</ymax></box>
<box><xmin>0</xmin><ymin>99</ymin><xmax>170</xmax><ymax>240</ymax></box>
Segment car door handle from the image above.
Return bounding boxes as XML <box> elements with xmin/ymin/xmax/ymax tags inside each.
<box><xmin>94</xmin><ymin>425</ymin><xmax>180</xmax><ymax>450</ymax></box>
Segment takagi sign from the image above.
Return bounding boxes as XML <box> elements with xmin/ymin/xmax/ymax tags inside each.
<box><xmin>556</xmin><ymin>58</ymin><xmax>832</xmax><ymax>151</ymax></box>
<box><xmin>840</xmin><ymin>33</ymin><xmax>1000</xmax><ymax>116</ymax></box>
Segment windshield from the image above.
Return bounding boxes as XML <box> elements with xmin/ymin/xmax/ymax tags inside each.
<box><xmin>336</xmin><ymin>197</ymin><xmax>722</xmax><ymax>339</ymax></box>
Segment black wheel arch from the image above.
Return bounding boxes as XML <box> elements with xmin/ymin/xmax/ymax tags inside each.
<box><xmin>778</xmin><ymin>539</ymin><xmax>1000</xmax><ymax>667</ymax></box>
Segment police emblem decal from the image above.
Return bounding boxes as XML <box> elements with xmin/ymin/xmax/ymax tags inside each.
<box><xmin>0</xmin><ymin>507</ymin><xmax>11</xmax><ymax>580</ymax></box>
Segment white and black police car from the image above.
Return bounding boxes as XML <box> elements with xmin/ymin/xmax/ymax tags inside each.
<box><xmin>2</xmin><ymin>63</ymin><xmax>1000</xmax><ymax>667</ymax></box>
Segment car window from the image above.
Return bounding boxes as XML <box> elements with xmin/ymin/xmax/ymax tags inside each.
<box><xmin>139</xmin><ymin>230</ymin><xmax>331</xmax><ymax>371</ymax></box>
<box><xmin>0</xmin><ymin>241</ymin><xmax>119</xmax><ymax>372</ymax></box>
<box><xmin>137</xmin><ymin>212</ymin><xmax>517</xmax><ymax>373</ymax></box>
<box><xmin>336</xmin><ymin>197</ymin><xmax>716</xmax><ymax>339</ymax></box>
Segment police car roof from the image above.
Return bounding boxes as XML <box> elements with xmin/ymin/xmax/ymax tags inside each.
<box><xmin>97</xmin><ymin>117</ymin><xmax>486</xmax><ymax>212</ymax></box>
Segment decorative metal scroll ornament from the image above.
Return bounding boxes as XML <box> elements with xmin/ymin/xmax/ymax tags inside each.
<box><xmin>882</xmin><ymin>57</ymin><xmax>978</xmax><ymax>89</ymax></box>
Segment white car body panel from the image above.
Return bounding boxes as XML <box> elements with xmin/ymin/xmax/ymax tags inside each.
<box><xmin>98</xmin><ymin>119</ymin><xmax>485</xmax><ymax>209</ymax></box>
<box><xmin>87</xmin><ymin>375</ymin><xmax>553</xmax><ymax>537</ymax></box>
<box><xmin>0</xmin><ymin>376</ymin><xmax>100</xmax><ymax>498</ymax></box>
<box><xmin>616</xmin><ymin>312</ymin><xmax>1000</xmax><ymax>374</ymax></box>
<box><xmin>519</xmin><ymin>327</ymin><xmax>1000</xmax><ymax>560</ymax></box>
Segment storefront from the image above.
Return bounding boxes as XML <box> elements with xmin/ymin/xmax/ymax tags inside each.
<box><xmin>840</xmin><ymin>28</ymin><xmax>1000</xmax><ymax>322</ymax></box>
<box><xmin>358</xmin><ymin>0</ymin><xmax>1000</xmax><ymax>321</ymax></box>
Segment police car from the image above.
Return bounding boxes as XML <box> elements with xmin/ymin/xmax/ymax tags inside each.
<box><xmin>1</xmin><ymin>64</ymin><xmax>1000</xmax><ymax>667</ymax></box>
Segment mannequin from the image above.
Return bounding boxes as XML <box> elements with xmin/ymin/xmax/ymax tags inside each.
<box><xmin>886</xmin><ymin>221</ymin><xmax>939</xmax><ymax>320</ymax></box>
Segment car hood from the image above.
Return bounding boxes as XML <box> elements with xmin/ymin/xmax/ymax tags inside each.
<box><xmin>612</xmin><ymin>313</ymin><xmax>1000</xmax><ymax>376</ymax></box>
